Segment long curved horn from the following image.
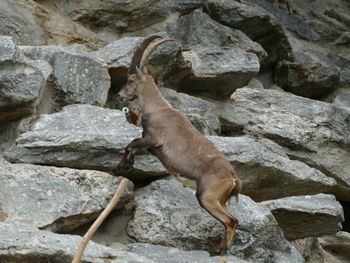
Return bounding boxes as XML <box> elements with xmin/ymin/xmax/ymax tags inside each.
<box><xmin>139</xmin><ymin>38</ymin><xmax>175</xmax><ymax>72</ymax></box>
<box><xmin>128</xmin><ymin>35</ymin><xmax>162</xmax><ymax>74</ymax></box>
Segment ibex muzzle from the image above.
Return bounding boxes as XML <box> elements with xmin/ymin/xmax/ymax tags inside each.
<box><xmin>115</xmin><ymin>35</ymin><xmax>242</xmax><ymax>254</ymax></box>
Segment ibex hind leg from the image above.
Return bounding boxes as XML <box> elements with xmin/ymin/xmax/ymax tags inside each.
<box><xmin>196</xmin><ymin>179</ymin><xmax>239</xmax><ymax>254</ymax></box>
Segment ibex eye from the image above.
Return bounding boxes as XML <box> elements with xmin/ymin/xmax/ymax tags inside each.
<box><xmin>128</xmin><ymin>80</ymin><xmax>134</xmax><ymax>84</ymax></box>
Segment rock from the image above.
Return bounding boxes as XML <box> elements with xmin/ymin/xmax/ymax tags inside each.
<box><xmin>124</xmin><ymin>243</ymin><xmax>250</xmax><ymax>263</ymax></box>
<box><xmin>54</xmin><ymin>0</ymin><xmax>202</xmax><ymax>34</ymax></box>
<box><xmin>332</xmin><ymin>89</ymin><xmax>350</xmax><ymax>109</ymax></box>
<box><xmin>4</xmin><ymin>104</ymin><xmax>166</xmax><ymax>180</ymax></box>
<box><xmin>179</xmin><ymin>46</ymin><xmax>260</xmax><ymax>99</ymax></box>
<box><xmin>242</xmin><ymin>78</ymin><xmax>264</xmax><ymax>90</ymax></box>
<box><xmin>160</xmin><ymin>88</ymin><xmax>221</xmax><ymax>135</ymax></box>
<box><xmin>20</xmin><ymin>43</ymin><xmax>89</xmax><ymax>58</ymax></box>
<box><xmin>291</xmin><ymin>237</ymin><xmax>319</xmax><ymax>263</ymax></box>
<box><xmin>334</xmin><ymin>32</ymin><xmax>350</xmax><ymax>45</ymax></box>
<box><xmin>128</xmin><ymin>179</ymin><xmax>304</xmax><ymax>263</ymax></box>
<box><xmin>318</xmin><ymin>231</ymin><xmax>350</xmax><ymax>261</ymax></box>
<box><xmin>258</xmin><ymin>0</ymin><xmax>350</xmax><ymax>42</ymax></box>
<box><xmin>209</xmin><ymin>100</ymin><xmax>247</xmax><ymax>136</ymax></box>
<box><xmin>260</xmin><ymin>194</ymin><xmax>344</xmax><ymax>240</ymax></box>
<box><xmin>92</xmin><ymin>34</ymin><xmax>182</xmax><ymax>107</ymax></box>
<box><xmin>165</xmin><ymin>9</ymin><xmax>267</xmax><ymax>60</ymax></box>
<box><xmin>255</xmin><ymin>0</ymin><xmax>322</xmax><ymax>41</ymax></box>
<box><xmin>20</xmin><ymin>45</ymin><xmax>110</xmax><ymax>109</ymax></box>
<box><xmin>0</xmin><ymin>162</ymin><xmax>133</xmax><ymax>232</ymax></box>
<box><xmin>275</xmin><ymin>61</ymin><xmax>340</xmax><ymax>99</ymax></box>
<box><xmin>286</xmin><ymin>34</ymin><xmax>350</xmax><ymax>91</ymax></box>
<box><xmin>0</xmin><ymin>0</ymin><xmax>104</xmax><ymax>49</ymax></box>
<box><xmin>5</xmin><ymin>103</ymin><xmax>337</xmax><ymax>199</ymax></box>
<box><xmin>293</xmin><ymin>232</ymin><xmax>350</xmax><ymax>263</ymax></box>
<box><xmin>0</xmin><ymin>36</ymin><xmax>26</xmax><ymax>63</ymax></box>
<box><xmin>0</xmin><ymin>223</ymin><xmax>154</xmax><ymax>263</ymax></box>
<box><xmin>0</xmin><ymin>0</ymin><xmax>45</xmax><ymax>45</ymax></box>
<box><xmin>207</xmin><ymin>136</ymin><xmax>336</xmax><ymax>201</ymax></box>
<box><xmin>205</xmin><ymin>0</ymin><xmax>293</xmax><ymax>67</ymax></box>
<box><xmin>229</xmin><ymin>87</ymin><xmax>350</xmax><ymax>201</ymax></box>
<box><xmin>92</xmin><ymin>37</ymin><xmax>143</xmax><ymax>70</ymax></box>
<box><xmin>0</xmin><ymin>36</ymin><xmax>44</xmax><ymax>123</ymax></box>
<box><xmin>39</xmin><ymin>6</ymin><xmax>105</xmax><ymax>50</ymax></box>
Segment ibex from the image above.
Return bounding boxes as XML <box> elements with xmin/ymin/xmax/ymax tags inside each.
<box><xmin>115</xmin><ymin>35</ymin><xmax>242</xmax><ymax>253</ymax></box>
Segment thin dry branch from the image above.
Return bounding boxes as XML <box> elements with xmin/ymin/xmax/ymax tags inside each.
<box><xmin>71</xmin><ymin>178</ymin><xmax>129</xmax><ymax>263</ymax></box>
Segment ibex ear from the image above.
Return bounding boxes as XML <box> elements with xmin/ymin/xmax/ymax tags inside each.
<box><xmin>136</xmin><ymin>66</ymin><xmax>142</xmax><ymax>79</ymax></box>
<box><xmin>143</xmin><ymin>66</ymin><xmax>148</xmax><ymax>74</ymax></box>
<box><xmin>136</xmin><ymin>66</ymin><xmax>146</xmax><ymax>82</ymax></box>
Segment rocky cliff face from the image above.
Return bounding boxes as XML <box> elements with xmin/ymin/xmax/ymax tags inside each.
<box><xmin>1</xmin><ymin>0</ymin><xmax>350</xmax><ymax>262</ymax></box>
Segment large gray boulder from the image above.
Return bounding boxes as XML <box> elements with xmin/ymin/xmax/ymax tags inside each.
<box><xmin>162</xmin><ymin>9</ymin><xmax>263</xmax><ymax>99</ymax></box>
<box><xmin>92</xmin><ymin>37</ymin><xmax>143</xmax><ymax>72</ymax></box>
<box><xmin>204</xmin><ymin>0</ymin><xmax>293</xmax><ymax>67</ymax></box>
<box><xmin>165</xmin><ymin>9</ymin><xmax>267</xmax><ymax>61</ymax></box>
<box><xmin>228</xmin><ymin>87</ymin><xmax>350</xmax><ymax>201</ymax></box>
<box><xmin>20</xmin><ymin>44</ymin><xmax>110</xmax><ymax>109</ymax></box>
<box><xmin>128</xmin><ymin>179</ymin><xmax>304</xmax><ymax>263</ymax></box>
<box><xmin>209</xmin><ymin>136</ymin><xmax>336</xmax><ymax>201</ymax></box>
<box><xmin>0</xmin><ymin>162</ymin><xmax>133</xmax><ymax>232</ymax></box>
<box><xmin>4</xmin><ymin>104</ymin><xmax>166</xmax><ymax>180</ymax></box>
<box><xmin>124</xmin><ymin>243</ymin><xmax>251</xmax><ymax>263</ymax></box>
<box><xmin>180</xmin><ymin>46</ymin><xmax>260</xmax><ymax>98</ymax></box>
<box><xmin>275</xmin><ymin>61</ymin><xmax>340</xmax><ymax>99</ymax></box>
<box><xmin>0</xmin><ymin>36</ymin><xmax>44</xmax><ymax>123</ymax></box>
<box><xmin>0</xmin><ymin>223</ymin><xmax>153</xmax><ymax>263</ymax></box>
<box><xmin>260</xmin><ymin>194</ymin><xmax>344</xmax><ymax>240</ymax></box>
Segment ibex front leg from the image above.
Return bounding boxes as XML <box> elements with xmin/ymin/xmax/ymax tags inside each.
<box><xmin>114</xmin><ymin>136</ymin><xmax>158</xmax><ymax>176</ymax></box>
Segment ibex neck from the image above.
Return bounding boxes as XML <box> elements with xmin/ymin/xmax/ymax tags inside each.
<box><xmin>138</xmin><ymin>82</ymin><xmax>170</xmax><ymax>113</ymax></box>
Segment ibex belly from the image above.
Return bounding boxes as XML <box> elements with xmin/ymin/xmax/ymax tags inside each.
<box><xmin>173</xmin><ymin>172</ymin><xmax>197</xmax><ymax>190</ymax></box>
<box><xmin>149</xmin><ymin>147</ymin><xmax>197</xmax><ymax>190</ymax></box>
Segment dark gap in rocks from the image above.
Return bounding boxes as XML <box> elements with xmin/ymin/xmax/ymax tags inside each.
<box><xmin>340</xmin><ymin>201</ymin><xmax>350</xmax><ymax>232</ymax></box>
<box><xmin>132</xmin><ymin>174</ymin><xmax>169</xmax><ymax>189</ymax></box>
<box><xmin>220</xmin><ymin>127</ymin><xmax>246</xmax><ymax>137</ymax></box>
<box><xmin>68</xmin><ymin>204</ymin><xmax>136</xmax><ymax>247</ymax></box>
<box><xmin>40</xmin><ymin>211</ymin><xmax>100</xmax><ymax>233</ymax></box>
<box><xmin>105</xmin><ymin>67</ymin><xmax>128</xmax><ymax>109</ymax></box>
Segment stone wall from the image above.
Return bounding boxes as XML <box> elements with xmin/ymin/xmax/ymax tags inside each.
<box><xmin>1</xmin><ymin>0</ymin><xmax>350</xmax><ymax>262</ymax></box>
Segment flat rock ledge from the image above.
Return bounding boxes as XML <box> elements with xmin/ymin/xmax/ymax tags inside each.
<box><xmin>260</xmin><ymin>194</ymin><xmax>344</xmax><ymax>240</ymax></box>
<box><xmin>0</xmin><ymin>223</ymin><xmax>152</xmax><ymax>263</ymax></box>
<box><xmin>127</xmin><ymin>179</ymin><xmax>304</xmax><ymax>263</ymax></box>
<box><xmin>4</xmin><ymin>104</ymin><xmax>166</xmax><ymax>180</ymax></box>
<box><xmin>0</xmin><ymin>162</ymin><xmax>133</xmax><ymax>232</ymax></box>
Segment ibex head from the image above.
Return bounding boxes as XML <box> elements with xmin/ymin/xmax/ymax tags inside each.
<box><xmin>117</xmin><ymin>35</ymin><xmax>172</xmax><ymax>101</ymax></box>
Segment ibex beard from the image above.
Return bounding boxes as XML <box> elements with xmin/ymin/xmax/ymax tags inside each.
<box><xmin>115</xmin><ymin>35</ymin><xmax>242</xmax><ymax>254</ymax></box>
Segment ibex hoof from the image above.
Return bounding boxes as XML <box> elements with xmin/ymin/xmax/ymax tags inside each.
<box><xmin>209</xmin><ymin>241</ymin><xmax>228</xmax><ymax>256</ymax></box>
<box><xmin>112</xmin><ymin>162</ymin><xmax>133</xmax><ymax>176</ymax></box>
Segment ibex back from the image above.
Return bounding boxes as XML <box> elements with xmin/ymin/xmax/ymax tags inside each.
<box><xmin>115</xmin><ymin>35</ymin><xmax>242</xmax><ymax>253</ymax></box>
